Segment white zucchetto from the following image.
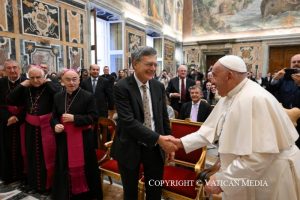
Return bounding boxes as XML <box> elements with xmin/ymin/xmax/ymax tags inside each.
<box><xmin>218</xmin><ymin>55</ymin><xmax>247</xmax><ymax>73</ymax></box>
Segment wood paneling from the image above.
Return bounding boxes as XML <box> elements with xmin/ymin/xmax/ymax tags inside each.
<box><xmin>269</xmin><ymin>46</ymin><xmax>300</xmax><ymax>74</ymax></box>
<box><xmin>206</xmin><ymin>55</ymin><xmax>224</xmax><ymax>72</ymax></box>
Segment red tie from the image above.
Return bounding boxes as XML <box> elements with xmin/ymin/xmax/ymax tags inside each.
<box><xmin>181</xmin><ymin>78</ymin><xmax>186</xmax><ymax>102</ymax></box>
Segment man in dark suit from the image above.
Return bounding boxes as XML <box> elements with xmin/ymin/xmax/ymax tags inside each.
<box><xmin>81</xmin><ymin>64</ymin><xmax>114</xmax><ymax>118</ymax></box>
<box><xmin>112</xmin><ymin>46</ymin><xmax>177</xmax><ymax>200</ymax></box>
<box><xmin>101</xmin><ymin>65</ymin><xmax>115</xmax><ymax>87</ymax></box>
<box><xmin>166</xmin><ymin>65</ymin><xmax>195</xmax><ymax>112</ymax></box>
<box><xmin>179</xmin><ymin>85</ymin><xmax>212</xmax><ymax>122</ymax></box>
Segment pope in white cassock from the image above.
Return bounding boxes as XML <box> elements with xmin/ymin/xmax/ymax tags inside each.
<box><xmin>172</xmin><ymin>55</ymin><xmax>300</xmax><ymax>200</ymax></box>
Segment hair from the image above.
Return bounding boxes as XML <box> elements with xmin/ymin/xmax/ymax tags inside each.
<box><xmin>28</xmin><ymin>66</ymin><xmax>45</xmax><ymax>77</ymax></box>
<box><xmin>4</xmin><ymin>59</ymin><xmax>19</xmax><ymax>69</ymax></box>
<box><xmin>131</xmin><ymin>46</ymin><xmax>157</xmax><ymax>65</ymax></box>
<box><xmin>189</xmin><ymin>85</ymin><xmax>202</xmax><ymax>92</ymax></box>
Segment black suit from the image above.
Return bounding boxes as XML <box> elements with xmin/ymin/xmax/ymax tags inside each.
<box><xmin>179</xmin><ymin>100</ymin><xmax>212</xmax><ymax>122</ymax></box>
<box><xmin>112</xmin><ymin>75</ymin><xmax>171</xmax><ymax>200</ymax></box>
<box><xmin>80</xmin><ymin>76</ymin><xmax>114</xmax><ymax>118</ymax></box>
<box><xmin>166</xmin><ymin>77</ymin><xmax>195</xmax><ymax>112</ymax></box>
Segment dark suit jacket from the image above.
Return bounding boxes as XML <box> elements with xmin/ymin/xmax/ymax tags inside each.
<box><xmin>166</xmin><ymin>77</ymin><xmax>195</xmax><ymax>112</ymax></box>
<box><xmin>80</xmin><ymin>76</ymin><xmax>114</xmax><ymax>117</ymax></box>
<box><xmin>112</xmin><ymin>75</ymin><xmax>171</xmax><ymax>169</ymax></box>
<box><xmin>179</xmin><ymin>100</ymin><xmax>212</xmax><ymax>122</ymax></box>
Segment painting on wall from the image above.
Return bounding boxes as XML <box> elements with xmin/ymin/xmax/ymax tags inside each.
<box><xmin>67</xmin><ymin>46</ymin><xmax>83</xmax><ymax>70</ymax></box>
<box><xmin>164</xmin><ymin>40</ymin><xmax>175</xmax><ymax>73</ymax></box>
<box><xmin>233</xmin><ymin>43</ymin><xmax>262</xmax><ymax>73</ymax></box>
<box><xmin>192</xmin><ymin>0</ymin><xmax>300</xmax><ymax>36</ymax></box>
<box><xmin>185</xmin><ymin>48</ymin><xmax>201</xmax><ymax>69</ymax></box>
<box><xmin>148</xmin><ymin>0</ymin><xmax>163</xmax><ymax>22</ymax></box>
<box><xmin>22</xmin><ymin>40</ymin><xmax>62</xmax><ymax>72</ymax></box>
<box><xmin>21</xmin><ymin>0</ymin><xmax>60</xmax><ymax>39</ymax></box>
<box><xmin>0</xmin><ymin>37</ymin><xmax>15</xmax><ymax>67</ymax></box>
<box><xmin>175</xmin><ymin>0</ymin><xmax>183</xmax><ymax>32</ymax></box>
<box><xmin>125</xmin><ymin>25</ymin><xmax>145</xmax><ymax>68</ymax></box>
<box><xmin>164</xmin><ymin>0</ymin><xmax>174</xmax><ymax>26</ymax></box>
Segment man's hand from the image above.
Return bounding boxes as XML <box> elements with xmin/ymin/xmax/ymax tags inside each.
<box><xmin>7</xmin><ymin>116</ymin><xmax>18</xmax><ymax>126</ymax></box>
<box><xmin>273</xmin><ymin>68</ymin><xmax>285</xmax><ymax>80</ymax></box>
<box><xmin>170</xmin><ymin>93</ymin><xmax>181</xmax><ymax>98</ymax></box>
<box><xmin>55</xmin><ymin>124</ymin><xmax>64</xmax><ymax>133</ymax></box>
<box><xmin>169</xmin><ymin>137</ymin><xmax>184</xmax><ymax>149</ymax></box>
<box><xmin>21</xmin><ymin>80</ymin><xmax>31</xmax><ymax>87</ymax></box>
<box><xmin>165</xmin><ymin>151</ymin><xmax>175</xmax><ymax>163</ymax></box>
<box><xmin>61</xmin><ymin>113</ymin><xmax>74</xmax><ymax>123</ymax></box>
<box><xmin>157</xmin><ymin>135</ymin><xmax>178</xmax><ymax>153</ymax></box>
<box><xmin>292</xmin><ymin>73</ymin><xmax>300</xmax><ymax>86</ymax></box>
<box><xmin>204</xmin><ymin>175</ymin><xmax>223</xmax><ymax>195</ymax></box>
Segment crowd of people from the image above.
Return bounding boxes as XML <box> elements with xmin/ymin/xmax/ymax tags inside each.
<box><xmin>0</xmin><ymin>49</ymin><xmax>300</xmax><ymax>200</ymax></box>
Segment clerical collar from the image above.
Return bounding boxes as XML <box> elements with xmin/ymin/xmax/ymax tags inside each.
<box><xmin>67</xmin><ymin>87</ymin><xmax>80</xmax><ymax>96</ymax></box>
<box><xmin>227</xmin><ymin>78</ymin><xmax>248</xmax><ymax>98</ymax></box>
<box><xmin>8</xmin><ymin>76</ymin><xmax>20</xmax><ymax>83</ymax></box>
<box><xmin>134</xmin><ymin>73</ymin><xmax>149</xmax><ymax>89</ymax></box>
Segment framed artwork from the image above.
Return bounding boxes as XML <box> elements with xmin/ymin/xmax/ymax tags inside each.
<box><xmin>125</xmin><ymin>26</ymin><xmax>145</xmax><ymax>68</ymax></box>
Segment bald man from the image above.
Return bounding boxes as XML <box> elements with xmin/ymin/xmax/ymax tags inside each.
<box><xmin>166</xmin><ymin>65</ymin><xmax>195</xmax><ymax>112</ymax></box>
<box><xmin>270</xmin><ymin>54</ymin><xmax>300</xmax><ymax>147</ymax></box>
<box><xmin>171</xmin><ymin>55</ymin><xmax>300</xmax><ymax>200</ymax></box>
<box><xmin>51</xmin><ymin>70</ymin><xmax>102</xmax><ymax>200</ymax></box>
<box><xmin>8</xmin><ymin>66</ymin><xmax>59</xmax><ymax>193</ymax></box>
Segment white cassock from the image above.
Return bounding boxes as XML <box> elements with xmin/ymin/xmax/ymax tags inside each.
<box><xmin>181</xmin><ymin>78</ymin><xmax>300</xmax><ymax>200</ymax></box>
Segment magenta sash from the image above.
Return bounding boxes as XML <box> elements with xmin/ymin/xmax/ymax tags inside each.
<box><xmin>7</xmin><ymin>106</ymin><xmax>27</xmax><ymax>174</ymax></box>
<box><xmin>62</xmin><ymin>121</ymin><xmax>90</xmax><ymax>195</ymax></box>
<box><xmin>25</xmin><ymin>113</ymin><xmax>56</xmax><ymax>189</ymax></box>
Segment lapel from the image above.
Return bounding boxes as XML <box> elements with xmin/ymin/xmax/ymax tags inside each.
<box><xmin>88</xmin><ymin>77</ymin><xmax>93</xmax><ymax>92</ymax></box>
<box><xmin>128</xmin><ymin>75</ymin><xmax>143</xmax><ymax>112</ymax></box>
<box><xmin>174</xmin><ymin>77</ymin><xmax>179</xmax><ymax>92</ymax></box>
<box><xmin>149</xmin><ymin>79</ymin><xmax>157</xmax><ymax>121</ymax></box>
<box><xmin>187</xmin><ymin>102</ymin><xmax>192</xmax><ymax>116</ymax></box>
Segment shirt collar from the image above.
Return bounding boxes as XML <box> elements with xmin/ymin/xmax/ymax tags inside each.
<box><xmin>192</xmin><ymin>100</ymin><xmax>200</xmax><ymax>106</ymax></box>
<box><xmin>91</xmin><ymin>76</ymin><xmax>98</xmax><ymax>81</ymax></box>
<box><xmin>134</xmin><ymin>73</ymin><xmax>149</xmax><ymax>89</ymax></box>
<box><xmin>227</xmin><ymin>78</ymin><xmax>248</xmax><ymax>98</ymax></box>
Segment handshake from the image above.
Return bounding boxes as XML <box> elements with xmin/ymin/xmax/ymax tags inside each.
<box><xmin>157</xmin><ymin>135</ymin><xmax>183</xmax><ymax>153</ymax></box>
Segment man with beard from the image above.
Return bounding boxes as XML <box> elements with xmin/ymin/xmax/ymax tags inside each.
<box><xmin>0</xmin><ymin>59</ymin><xmax>26</xmax><ymax>184</ymax></box>
<box><xmin>51</xmin><ymin>69</ymin><xmax>102</xmax><ymax>200</ymax></box>
<box><xmin>270</xmin><ymin>54</ymin><xmax>300</xmax><ymax>147</ymax></box>
<box><xmin>8</xmin><ymin>66</ymin><xmax>59</xmax><ymax>194</ymax></box>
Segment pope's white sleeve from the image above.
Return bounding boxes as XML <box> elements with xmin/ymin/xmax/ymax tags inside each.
<box><xmin>215</xmin><ymin>153</ymin><xmax>276</xmax><ymax>195</ymax></box>
<box><xmin>181</xmin><ymin>130</ymin><xmax>210</xmax><ymax>153</ymax></box>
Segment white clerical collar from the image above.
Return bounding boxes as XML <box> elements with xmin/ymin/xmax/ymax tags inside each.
<box><xmin>227</xmin><ymin>78</ymin><xmax>248</xmax><ymax>98</ymax></box>
<box><xmin>8</xmin><ymin>76</ymin><xmax>20</xmax><ymax>83</ymax></box>
<box><xmin>134</xmin><ymin>73</ymin><xmax>149</xmax><ymax>89</ymax></box>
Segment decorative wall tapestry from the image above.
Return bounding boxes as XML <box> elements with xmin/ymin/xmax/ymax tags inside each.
<box><xmin>21</xmin><ymin>0</ymin><xmax>60</xmax><ymax>39</ymax></box>
<box><xmin>125</xmin><ymin>26</ymin><xmax>145</xmax><ymax>68</ymax></box>
<box><xmin>164</xmin><ymin>40</ymin><xmax>175</xmax><ymax>73</ymax></box>
<box><xmin>67</xmin><ymin>46</ymin><xmax>83</xmax><ymax>70</ymax></box>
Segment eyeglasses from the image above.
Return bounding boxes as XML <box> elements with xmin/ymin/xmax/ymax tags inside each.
<box><xmin>142</xmin><ymin>62</ymin><xmax>158</xmax><ymax>67</ymax></box>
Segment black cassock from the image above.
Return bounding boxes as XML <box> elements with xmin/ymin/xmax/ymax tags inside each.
<box><xmin>8</xmin><ymin>82</ymin><xmax>58</xmax><ymax>192</ymax></box>
<box><xmin>0</xmin><ymin>77</ymin><xmax>26</xmax><ymax>183</ymax></box>
<box><xmin>51</xmin><ymin>88</ymin><xmax>102</xmax><ymax>200</ymax></box>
